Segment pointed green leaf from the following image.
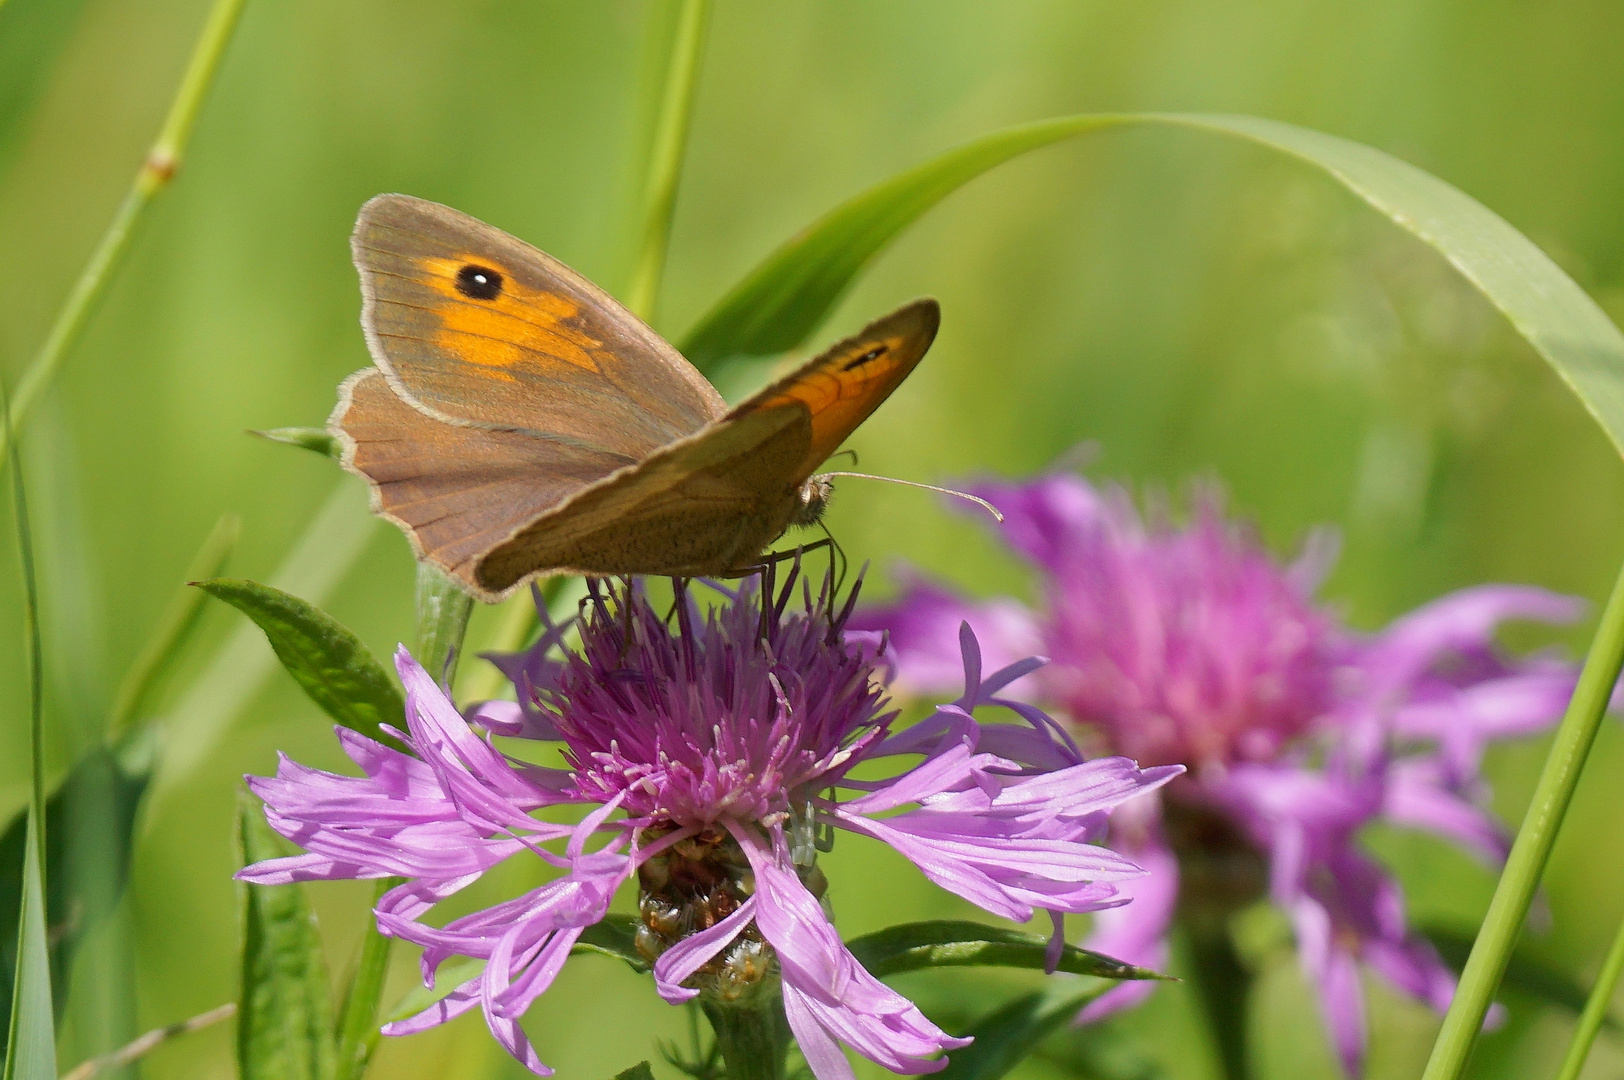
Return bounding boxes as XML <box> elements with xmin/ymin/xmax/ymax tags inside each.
<box><xmin>844</xmin><ymin>920</ymin><xmax>1168</xmax><ymax>981</ymax></box>
<box><xmin>937</xmin><ymin>984</ymin><xmax>1111</xmax><ymax>1080</ymax></box>
<box><xmin>2</xmin><ymin>816</ymin><xmax>55</xmax><ymax>1080</ymax></box>
<box><xmin>679</xmin><ymin>113</ymin><xmax>1624</xmax><ymax>456</ymax></box>
<box><xmin>0</xmin><ymin>748</ymin><xmax>150</xmax><ymax>1042</ymax></box>
<box><xmin>237</xmin><ymin>793</ymin><xmax>336</xmax><ymax>1080</ymax></box>
<box><xmin>611</xmin><ymin>1064</ymin><xmax>655</xmax><ymax>1080</ymax></box>
<box><xmin>4</xmin><ymin>362</ymin><xmax>54</xmax><ymax>1080</ymax></box>
<box><xmin>195</xmin><ymin>578</ymin><xmax>404</xmax><ymax>745</ymax></box>
<box><xmin>253</xmin><ymin>428</ymin><xmax>342</xmax><ymax>460</ymax></box>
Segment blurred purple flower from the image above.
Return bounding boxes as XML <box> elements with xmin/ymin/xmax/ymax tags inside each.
<box><xmin>851</xmin><ymin>468</ymin><xmax>1583</xmax><ymax>1076</ymax></box>
<box><xmin>240</xmin><ymin>573</ymin><xmax>1178</xmax><ymax>1079</ymax></box>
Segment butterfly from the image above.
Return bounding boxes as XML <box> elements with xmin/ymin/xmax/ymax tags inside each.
<box><xmin>330</xmin><ymin>194</ymin><xmax>940</xmax><ymax>602</ymax></box>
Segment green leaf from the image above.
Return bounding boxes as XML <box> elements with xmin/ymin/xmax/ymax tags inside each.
<box><xmin>237</xmin><ymin>792</ymin><xmax>336</xmax><ymax>1080</ymax></box>
<box><xmin>845</xmin><ymin>920</ymin><xmax>1169</xmax><ymax>981</ymax></box>
<box><xmin>679</xmin><ymin>113</ymin><xmax>1624</xmax><ymax>456</ymax></box>
<box><xmin>195</xmin><ymin>578</ymin><xmax>404</xmax><ymax>745</ymax></box>
<box><xmin>1423</xmin><ymin>924</ymin><xmax>1619</xmax><ymax>1033</ymax></box>
<box><xmin>937</xmin><ymin>984</ymin><xmax>1111</xmax><ymax>1080</ymax></box>
<box><xmin>253</xmin><ymin>427</ymin><xmax>342</xmax><ymax>460</ymax></box>
<box><xmin>0</xmin><ymin>748</ymin><xmax>149</xmax><ymax>1044</ymax></box>
<box><xmin>611</xmin><ymin>1064</ymin><xmax>656</xmax><ymax>1080</ymax></box>
<box><xmin>573</xmin><ymin>914</ymin><xmax>649</xmax><ymax>972</ymax></box>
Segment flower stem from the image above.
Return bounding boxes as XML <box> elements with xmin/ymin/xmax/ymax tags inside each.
<box><xmin>1421</xmin><ymin>556</ymin><xmax>1624</xmax><ymax>1080</ymax></box>
<box><xmin>1182</xmin><ymin>920</ymin><xmax>1251</xmax><ymax>1080</ymax></box>
<box><xmin>330</xmin><ymin>569</ymin><xmax>471</xmax><ymax>1080</ymax></box>
<box><xmin>1</xmin><ymin>0</ymin><xmax>248</xmax><ymax>462</ymax></box>
<box><xmin>622</xmin><ymin>0</ymin><xmax>712</xmax><ymax>323</ymax></box>
<box><xmin>333</xmin><ymin>877</ymin><xmax>399</xmax><ymax>1080</ymax></box>
<box><xmin>701</xmin><ymin>998</ymin><xmax>791</xmax><ymax>1080</ymax></box>
<box><xmin>1552</xmin><ymin>901</ymin><xmax>1624</xmax><ymax>1080</ymax></box>
<box><xmin>414</xmin><ymin>562</ymin><xmax>475</xmax><ymax>687</ymax></box>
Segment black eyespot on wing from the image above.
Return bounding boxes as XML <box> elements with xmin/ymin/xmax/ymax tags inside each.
<box><xmin>842</xmin><ymin>345</ymin><xmax>888</xmax><ymax>372</ymax></box>
<box><xmin>455</xmin><ymin>264</ymin><xmax>504</xmax><ymax>300</ymax></box>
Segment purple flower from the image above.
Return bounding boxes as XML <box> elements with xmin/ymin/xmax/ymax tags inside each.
<box><xmin>851</xmin><ymin>468</ymin><xmax>1583</xmax><ymax>1076</ymax></box>
<box><xmin>240</xmin><ymin>573</ymin><xmax>1179</xmax><ymax>1078</ymax></box>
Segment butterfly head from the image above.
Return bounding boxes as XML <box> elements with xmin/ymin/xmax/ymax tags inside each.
<box><xmin>791</xmin><ymin>475</ymin><xmax>834</xmax><ymax>527</ymax></box>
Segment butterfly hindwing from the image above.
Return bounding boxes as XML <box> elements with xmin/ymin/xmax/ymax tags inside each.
<box><xmin>332</xmin><ymin>368</ymin><xmax>641</xmax><ymax>589</ymax></box>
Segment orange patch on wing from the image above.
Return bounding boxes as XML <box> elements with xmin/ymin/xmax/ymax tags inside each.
<box><xmin>755</xmin><ymin>332</ymin><xmax>915</xmax><ymax>471</ymax></box>
<box><xmin>420</xmin><ymin>254</ymin><xmax>604</xmax><ymax>375</ymax></box>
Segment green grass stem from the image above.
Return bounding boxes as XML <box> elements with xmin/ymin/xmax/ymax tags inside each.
<box><xmin>1553</xmin><ymin>903</ymin><xmax>1624</xmax><ymax>1080</ymax></box>
<box><xmin>1</xmin><ymin>0</ymin><xmax>248</xmax><ymax>460</ymax></box>
<box><xmin>1422</xmin><ymin>555</ymin><xmax>1624</xmax><ymax>1080</ymax></box>
<box><xmin>622</xmin><ymin>0</ymin><xmax>712</xmax><ymax>323</ymax></box>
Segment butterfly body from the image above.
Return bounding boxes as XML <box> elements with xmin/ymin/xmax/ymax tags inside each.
<box><xmin>331</xmin><ymin>194</ymin><xmax>938</xmax><ymax>601</ymax></box>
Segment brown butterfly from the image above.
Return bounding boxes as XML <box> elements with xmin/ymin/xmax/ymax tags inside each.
<box><xmin>330</xmin><ymin>194</ymin><xmax>939</xmax><ymax>602</ymax></box>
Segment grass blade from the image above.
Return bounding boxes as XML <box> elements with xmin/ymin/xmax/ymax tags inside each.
<box><xmin>60</xmin><ymin>1003</ymin><xmax>235</xmax><ymax>1080</ymax></box>
<box><xmin>622</xmin><ymin>0</ymin><xmax>711</xmax><ymax>321</ymax></box>
<box><xmin>0</xmin><ymin>749</ymin><xmax>148</xmax><ymax>1040</ymax></box>
<box><xmin>194</xmin><ymin>577</ymin><xmax>404</xmax><ymax>746</ymax></box>
<box><xmin>1</xmin><ymin>0</ymin><xmax>250</xmax><ymax>462</ymax></box>
<box><xmin>237</xmin><ymin>792</ymin><xmax>336</xmax><ymax>1080</ymax></box>
<box><xmin>1422</xmin><ymin>558</ymin><xmax>1624</xmax><ymax>1080</ymax></box>
<box><xmin>2</xmin><ymin>821</ymin><xmax>52</xmax><ymax>1080</ymax></box>
<box><xmin>2</xmin><ymin>381</ymin><xmax>54</xmax><ymax>1080</ymax></box>
<box><xmin>677</xmin><ymin>114</ymin><xmax>1624</xmax><ymax>458</ymax></box>
<box><xmin>1554</xmin><ymin>905</ymin><xmax>1624</xmax><ymax>1080</ymax></box>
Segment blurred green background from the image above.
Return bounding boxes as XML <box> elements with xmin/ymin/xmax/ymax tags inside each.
<box><xmin>3</xmin><ymin>1</ymin><xmax>1624</xmax><ymax>1077</ymax></box>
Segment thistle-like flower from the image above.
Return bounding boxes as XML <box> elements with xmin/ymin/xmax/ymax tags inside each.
<box><xmin>852</xmin><ymin>468</ymin><xmax>1583</xmax><ymax>1076</ymax></box>
<box><xmin>240</xmin><ymin>570</ymin><xmax>1179</xmax><ymax>1078</ymax></box>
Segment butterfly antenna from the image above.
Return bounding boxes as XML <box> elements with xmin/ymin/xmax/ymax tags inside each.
<box><xmin>818</xmin><ymin>472</ymin><xmax>1004</xmax><ymax>523</ymax></box>
<box><xmin>829</xmin><ymin>448</ymin><xmax>860</xmax><ymax>469</ymax></box>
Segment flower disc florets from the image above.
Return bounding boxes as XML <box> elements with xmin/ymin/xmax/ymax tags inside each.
<box><xmin>548</xmin><ymin>577</ymin><xmax>892</xmax><ymax>826</ymax></box>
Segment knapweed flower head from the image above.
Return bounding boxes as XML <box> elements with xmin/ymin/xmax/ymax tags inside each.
<box><xmin>853</xmin><ymin>466</ymin><xmax>1584</xmax><ymax>1076</ymax></box>
<box><xmin>239</xmin><ymin>569</ymin><xmax>1180</xmax><ymax>1078</ymax></box>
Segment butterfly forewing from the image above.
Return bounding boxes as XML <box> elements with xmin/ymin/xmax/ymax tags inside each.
<box><xmin>471</xmin><ymin>299</ymin><xmax>940</xmax><ymax>591</ymax></box>
<box><xmin>352</xmin><ymin>194</ymin><xmax>725</xmax><ymax>454</ymax></box>
<box><xmin>728</xmin><ymin>298</ymin><xmax>940</xmax><ymax>479</ymax></box>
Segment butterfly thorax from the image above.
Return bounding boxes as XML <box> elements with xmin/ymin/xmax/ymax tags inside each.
<box><xmin>791</xmin><ymin>476</ymin><xmax>833</xmax><ymax>528</ymax></box>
